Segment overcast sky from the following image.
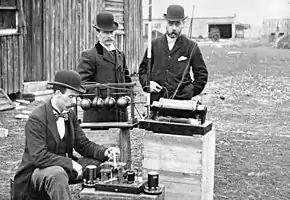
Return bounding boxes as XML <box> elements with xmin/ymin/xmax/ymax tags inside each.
<box><xmin>142</xmin><ymin>0</ymin><xmax>290</xmax><ymax>26</ymax></box>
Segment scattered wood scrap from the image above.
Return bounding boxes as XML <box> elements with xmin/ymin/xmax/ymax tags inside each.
<box><xmin>0</xmin><ymin>88</ymin><xmax>15</xmax><ymax>111</ymax></box>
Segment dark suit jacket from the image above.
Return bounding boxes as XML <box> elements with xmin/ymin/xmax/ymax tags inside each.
<box><xmin>138</xmin><ymin>34</ymin><xmax>208</xmax><ymax>103</ymax></box>
<box><xmin>77</xmin><ymin>42</ymin><xmax>131</xmax><ymax>122</ymax></box>
<box><xmin>12</xmin><ymin>101</ymin><xmax>108</xmax><ymax>200</ymax></box>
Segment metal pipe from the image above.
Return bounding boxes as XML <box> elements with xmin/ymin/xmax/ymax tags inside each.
<box><xmin>146</xmin><ymin>0</ymin><xmax>152</xmax><ymax>115</ymax></box>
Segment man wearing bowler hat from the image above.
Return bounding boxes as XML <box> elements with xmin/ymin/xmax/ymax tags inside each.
<box><xmin>77</xmin><ymin>11</ymin><xmax>131</xmax><ymax>123</ymax></box>
<box><xmin>139</xmin><ymin>4</ymin><xmax>208</xmax><ymax>104</ymax></box>
<box><xmin>12</xmin><ymin>70</ymin><xmax>120</xmax><ymax>200</ymax></box>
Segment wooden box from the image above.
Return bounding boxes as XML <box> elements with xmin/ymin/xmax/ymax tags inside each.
<box><xmin>142</xmin><ymin>130</ymin><xmax>216</xmax><ymax>200</ymax></box>
<box><xmin>79</xmin><ymin>185</ymin><xmax>165</xmax><ymax>200</ymax></box>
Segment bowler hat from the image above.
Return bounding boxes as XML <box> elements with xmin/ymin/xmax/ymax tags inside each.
<box><xmin>47</xmin><ymin>70</ymin><xmax>86</xmax><ymax>94</ymax></box>
<box><xmin>163</xmin><ymin>5</ymin><xmax>188</xmax><ymax>21</ymax></box>
<box><xmin>92</xmin><ymin>11</ymin><xmax>119</xmax><ymax>31</ymax></box>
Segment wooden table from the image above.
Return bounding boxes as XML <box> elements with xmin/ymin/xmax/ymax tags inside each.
<box><xmin>79</xmin><ymin>185</ymin><xmax>165</xmax><ymax>200</ymax></box>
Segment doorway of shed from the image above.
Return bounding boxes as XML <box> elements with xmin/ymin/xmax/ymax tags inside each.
<box><xmin>208</xmin><ymin>24</ymin><xmax>232</xmax><ymax>39</ymax></box>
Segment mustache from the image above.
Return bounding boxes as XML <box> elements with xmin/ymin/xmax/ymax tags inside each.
<box><xmin>169</xmin><ymin>31</ymin><xmax>178</xmax><ymax>35</ymax></box>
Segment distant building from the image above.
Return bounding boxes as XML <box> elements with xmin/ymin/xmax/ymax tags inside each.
<box><xmin>143</xmin><ymin>14</ymin><xmax>251</xmax><ymax>39</ymax></box>
<box><xmin>261</xmin><ymin>18</ymin><xmax>290</xmax><ymax>37</ymax></box>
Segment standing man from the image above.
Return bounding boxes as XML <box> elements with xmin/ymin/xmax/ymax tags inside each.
<box><xmin>139</xmin><ymin>5</ymin><xmax>208</xmax><ymax>104</ymax></box>
<box><xmin>77</xmin><ymin>11</ymin><xmax>131</xmax><ymax>122</ymax></box>
<box><xmin>12</xmin><ymin>70</ymin><xmax>120</xmax><ymax>200</ymax></box>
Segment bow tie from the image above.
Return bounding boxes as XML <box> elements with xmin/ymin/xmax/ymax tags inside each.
<box><xmin>54</xmin><ymin>112</ymin><xmax>68</xmax><ymax>121</ymax></box>
<box><xmin>53</xmin><ymin>107</ymin><xmax>69</xmax><ymax>121</ymax></box>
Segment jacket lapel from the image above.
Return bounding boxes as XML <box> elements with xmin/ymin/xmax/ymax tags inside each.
<box><xmin>115</xmin><ymin>50</ymin><xmax>126</xmax><ymax>83</ymax></box>
<box><xmin>102</xmin><ymin>48</ymin><xmax>115</xmax><ymax>65</ymax></box>
<box><xmin>45</xmin><ymin>101</ymin><xmax>61</xmax><ymax>148</ymax></box>
<box><xmin>161</xmin><ymin>35</ymin><xmax>170</xmax><ymax>53</ymax></box>
<box><xmin>115</xmin><ymin>50</ymin><xmax>122</xmax><ymax>69</ymax></box>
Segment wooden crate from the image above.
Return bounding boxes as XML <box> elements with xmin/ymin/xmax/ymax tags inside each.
<box><xmin>142</xmin><ymin>129</ymin><xmax>216</xmax><ymax>200</ymax></box>
<box><xmin>79</xmin><ymin>186</ymin><xmax>165</xmax><ymax>200</ymax></box>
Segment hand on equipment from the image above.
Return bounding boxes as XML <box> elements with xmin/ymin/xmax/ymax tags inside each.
<box><xmin>150</xmin><ymin>81</ymin><xmax>162</xmax><ymax>93</ymax></box>
<box><xmin>72</xmin><ymin>160</ymin><xmax>83</xmax><ymax>179</ymax></box>
<box><xmin>105</xmin><ymin>147</ymin><xmax>120</xmax><ymax>160</ymax></box>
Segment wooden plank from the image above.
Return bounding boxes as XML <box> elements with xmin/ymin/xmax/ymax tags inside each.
<box><xmin>18</xmin><ymin>35</ymin><xmax>24</xmax><ymax>92</ymax></box>
<box><xmin>54</xmin><ymin>0</ymin><xmax>59</xmax><ymax>73</ymax></box>
<box><xmin>23</xmin><ymin>81</ymin><xmax>48</xmax><ymax>93</ymax></box>
<box><xmin>38</xmin><ymin>0</ymin><xmax>43</xmax><ymax>80</ymax></box>
<box><xmin>12</xmin><ymin>36</ymin><xmax>18</xmax><ymax>92</ymax></box>
<box><xmin>87</xmin><ymin>0</ymin><xmax>91</xmax><ymax>54</ymax></box>
<box><xmin>123</xmin><ymin>0</ymin><xmax>129</xmax><ymax>74</ymax></box>
<box><xmin>59</xmin><ymin>0</ymin><xmax>64</xmax><ymax>70</ymax></box>
<box><xmin>44</xmin><ymin>0</ymin><xmax>51</xmax><ymax>81</ymax></box>
<box><xmin>76</xmin><ymin>1</ymin><xmax>80</xmax><ymax>69</ymax></box>
<box><xmin>0</xmin><ymin>88</ymin><xmax>15</xmax><ymax>111</ymax></box>
<box><xmin>201</xmin><ymin>127</ymin><xmax>216</xmax><ymax>200</ymax></box>
<box><xmin>79</xmin><ymin>186</ymin><xmax>165</xmax><ymax>200</ymax></box>
<box><xmin>143</xmin><ymin>133</ymin><xmax>203</xmax><ymax>174</ymax></box>
<box><xmin>3</xmin><ymin>36</ymin><xmax>8</xmax><ymax>91</ymax></box>
<box><xmin>105</xmin><ymin>0</ymin><xmax>124</xmax><ymax>3</ymax></box>
<box><xmin>8</xmin><ymin>36</ymin><xmax>13</xmax><ymax>93</ymax></box>
<box><xmin>119</xmin><ymin>128</ymin><xmax>131</xmax><ymax>169</ymax></box>
<box><xmin>0</xmin><ymin>37</ymin><xmax>2</xmax><ymax>88</ymax></box>
<box><xmin>31</xmin><ymin>0</ymin><xmax>36</xmax><ymax>81</ymax></box>
<box><xmin>91</xmin><ymin>0</ymin><xmax>95</xmax><ymax>45</ymax></box>
<box><xmin>80</xmin><ymin>122</ymin><xmax>138</xmax><ymax>129</ymax></box>
<box><xmin>143</xmin><ymin>170</ymin><xmax>201</xmax><ymax>200</ymax></box>
<box><xmin>138</xmin><ymin>120</ymin><xmax>212</xmax><ymax>136</ymax></box>
<box><xmin>105</xmin><ymin>6</ymin><xmax>123</xmax><ymax>13</ymax></box>
<box><xmin>79</xmin><ymin>0</ymin><xmax>84</xmax><ymax>53</ymax></box>
<box><xmin>50</xmin><ymin>0</ymin><xmax>55</xmax><ymax>76</ymax></box>
<box><xmin>0</xmin><ymin>6</ymin><xmax>17</xmax><ymax>10</ymax></box>
<box><xmin>63</xmin><ymin>0</ymin><xmax>67</xmax><ymax>70</ymax></box>
<box><xmin>84</xmin><ymin>0</ymin><xmax>88</xmax><ymax>49</ymax></box>
<box><xmin>72</xmin><ymin>0</ymin><xmax>76</xmax><ymax>70</ymax></box>
<box><xmin>67</xmin><ymin>0</ymin><xmax>72</xmax><ymax>70</ymax></box>
<box><xmin>43</xmin><ymin>0</ymin><xmax>47</xmax><ymax>80</ymax></box>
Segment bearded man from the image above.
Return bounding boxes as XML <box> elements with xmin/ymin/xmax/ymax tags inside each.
<box><xmin>138</xmin><ymin>4</ymin><xmax>208</xmax><ymax>104</ymax></box>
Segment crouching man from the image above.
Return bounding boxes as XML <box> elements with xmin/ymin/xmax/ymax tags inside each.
<box><xmin>12</xmin><ymin>70</ymin><xmax>119</xmax><ymax>200</ymax></box>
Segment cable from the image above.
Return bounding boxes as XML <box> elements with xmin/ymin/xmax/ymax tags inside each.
<box><xmin>171</xmin><ymin>42</ymin><xmax>197</xmax><ymax>99</ymax></box>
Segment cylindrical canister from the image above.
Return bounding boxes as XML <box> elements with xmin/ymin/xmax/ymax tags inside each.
<box><xmin>127</xmin><ymin>171</ymin><xmax>135</xmax><ymax>183</ymax></box>
<box><xmin>148</xmin><ymin>171</ymin><xmax>159</xmax><ymax>189</ymax></box>
<box><xmin>85</xmin><ymin>165</ymin><xmax>97</xmax><ymax>183</ymax></box>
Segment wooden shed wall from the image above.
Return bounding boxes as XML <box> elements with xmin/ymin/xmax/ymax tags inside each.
<box><xmin>1</xmin><ymin>0</ymin><xmax>143</xmax><ymax>94</ymax></box>
<box><xmin>0</xmin><ymin>35</ymin><xmax>24</xmax><ymax>94</ymax></box>
<box><xmin>25</xmin><ymin>0</ymin><xmax>142</xmax><ymax>82</ymax></box>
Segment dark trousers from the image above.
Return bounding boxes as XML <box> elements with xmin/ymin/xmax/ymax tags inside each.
<box><xmin>29</xmin><ymin>157</ymin><xmax>102</xmax><ymax>200</ymax></box>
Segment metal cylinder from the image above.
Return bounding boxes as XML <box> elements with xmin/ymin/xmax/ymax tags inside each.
<box><xmin>85</xmin><ymin>165</ymin><xmax>97</xmax><ymax>183</ymax></box>
<box><xmin>127</xmin><ymin>171</ymin><xmax>135</xmax><ymax>183</ymax></box>
<box><xmin>148</xmin><ymin>171</ymin><xmax>159</xmax><ymax>189</ymax></box>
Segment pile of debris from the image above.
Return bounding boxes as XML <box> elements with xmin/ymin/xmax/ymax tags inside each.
<box><xmin>276</xmin><ymin>35</ymin><xmax>290</xmax><ymax>49</ymax></box>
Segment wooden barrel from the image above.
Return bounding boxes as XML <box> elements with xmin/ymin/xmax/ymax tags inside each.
<box><xmin>142</xmin><ymin>129</ymin><xmax>216</xmax><ymax>200</ymax></box>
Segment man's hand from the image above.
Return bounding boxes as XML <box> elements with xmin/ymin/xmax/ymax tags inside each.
<box><xmin>72</xmin><ymin>160</ymin><xmax>83</xmax><ymax>179</ymax></box>
<box><xmin>104</xmin><ymin>147</ymin><xmax>120</xmax><ymax>160</ymax></box>
<box><xmin>150</xmin><ymin>81</ymin><xmax>162</xmax><ymax>93</ymax></box>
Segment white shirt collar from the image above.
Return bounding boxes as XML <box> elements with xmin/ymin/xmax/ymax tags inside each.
<box><xmin>100</xmin><ymin>41</ymin><xmax>116</xmax><ymax>52</ymax></box>
<box><xmin>166</xmin><ymin>35</ymin><xmax>177</xmax><ymax>44</ymax></box>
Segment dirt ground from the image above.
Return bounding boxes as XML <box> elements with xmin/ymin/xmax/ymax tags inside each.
<box><xmin>1</xmin><ymin>41</ymin><xmax>290</xmax><ymax>200</ymax></box>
